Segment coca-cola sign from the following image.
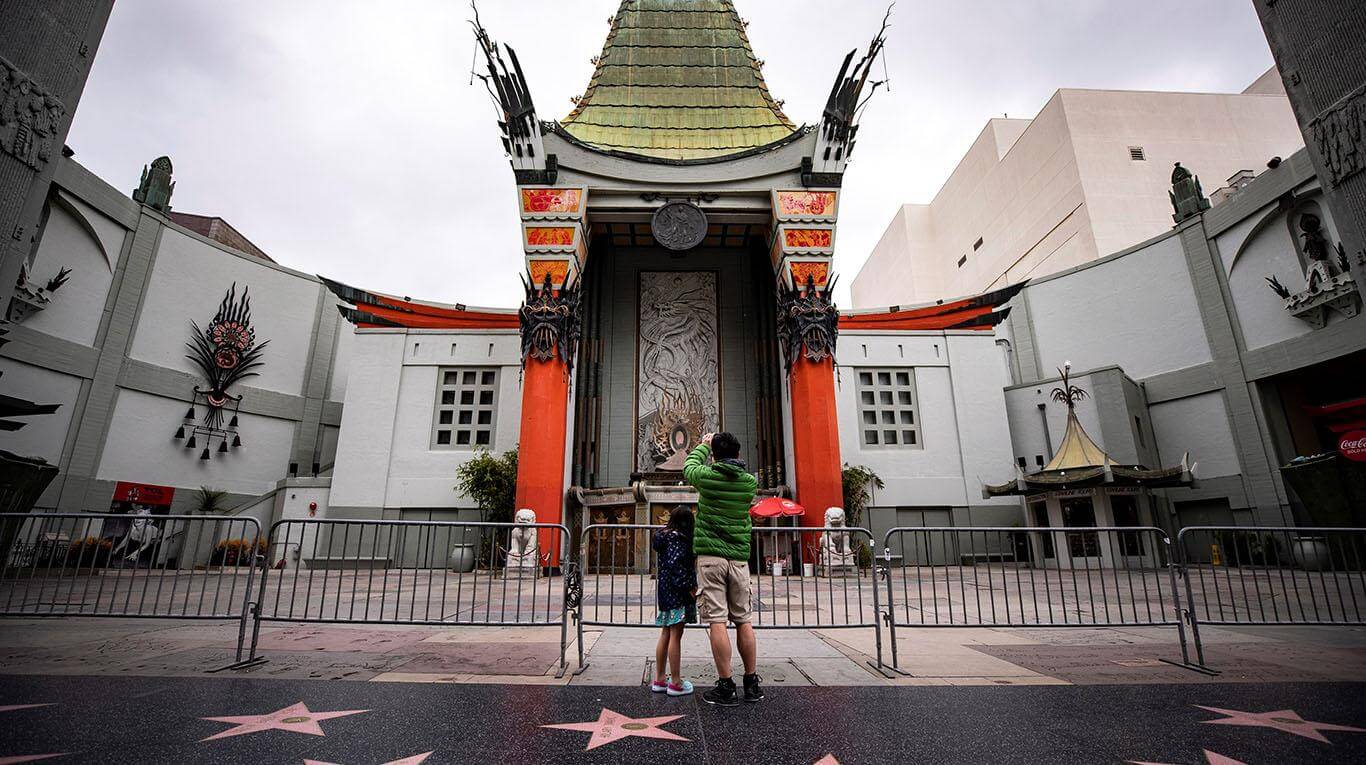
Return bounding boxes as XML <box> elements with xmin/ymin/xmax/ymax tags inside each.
<box><xmin>1341</xmin><ymin>431</ymin><xmax>1366</xmax><ymax>462</ymax></box>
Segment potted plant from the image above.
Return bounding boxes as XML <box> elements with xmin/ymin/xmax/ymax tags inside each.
<box><xmin>453</xmin><ymin>447</ymin><xmax>518</xmax><ymax>572</ymax></box>
<box><xmin>65</xmin><ymin>536</ymin><xmax>113</xmax><ymax>570</ymax></box>
<box><xmin>842</xmin><ymin>464</ymin><xmax>883</xmax><ymax>570</ymax></box>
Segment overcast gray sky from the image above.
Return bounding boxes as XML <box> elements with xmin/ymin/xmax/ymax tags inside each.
<box><xmin>67</xmin><ymin>0</ymin><xmax>1278</xmax><ymax>308</ymax></box>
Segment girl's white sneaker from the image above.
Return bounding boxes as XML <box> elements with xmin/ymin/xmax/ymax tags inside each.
<box><xmin>667</xmin><ymin>680</ymin><xmax>694</xmax><ymax>696</ymax></box>
<box><xmin>650</xmin><ymin>677</ymin><xmax>669</xmax><ymax>693</ymax></box>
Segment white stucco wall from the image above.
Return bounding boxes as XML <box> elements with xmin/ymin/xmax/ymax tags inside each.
<box><xmin>852</xmin><ymin>86</ymin><xmax>1302</xmax><ymax>308</ymax></box>
<box><xmin>328</xmin><ymin>328</ymin><xmax>524</xmax><ymax>512</ymax></box>
<box><xmin>128</xmin><ymin>225</ymin><xmax>323</xmax><ymax>397</ymax></box>
<box><xmin>1065</xmin><ymin>88</ymin><xmax>1302</xmax><ymax>262</ymax></box>
<box><xmin>22</xmin><ymin>198</ymin><xmax>126</xmax><ymax>346</ymax></box>
<box><xmin>96</xmin><ymin>389</ymin><xmax>296</xmax><ymax>496</ymax></box>
<box><xmin>326</xmin><ymin>319</ymin><xmax>355</xmax><ymax>402</ymax></box>
<box><xmin>1025</xmin><ymin>233</ymin><xmax>1213</xmax><ymax>380</ymax></box>
<box><xmin>0</xmin><ymin>360</ymin><xmax>82</xmax><ymax>464</ymax></box>
<box><xmin>835</xmin><ymin>330</ymin><xmax>1016</xmax><ymax>510</ymax></box>
<box><xmin>1215</xmin><ymin>189</ymin><xmax>1356</xmax><ymax>351</ymax></box>
<box><xmin>1147</xmin><ymin>392</ymin><xmax>1239</xmax><ymax>479</ymax></box>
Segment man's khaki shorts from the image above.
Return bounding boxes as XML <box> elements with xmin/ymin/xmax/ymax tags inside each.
<box><xmin>696</xmin><ymin>554</ymin><xmax>752</xmax><ymax>625</ymax></box>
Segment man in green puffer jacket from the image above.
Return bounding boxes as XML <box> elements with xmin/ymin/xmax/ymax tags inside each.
<box><xmin>684</xmin><ymin>431</ymin><xmax>763</xmax><ymax>706</ymax></box>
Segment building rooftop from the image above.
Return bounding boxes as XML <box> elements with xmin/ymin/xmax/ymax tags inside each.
<box><xmin>558</xmin><ymin>0</ymin><xmax>798</xmax><ymax>161</ymax></box>
<box><xmin>166</xmin><ymin>211</ymin><xmax>273</xmax><ymax>262</ymax></box>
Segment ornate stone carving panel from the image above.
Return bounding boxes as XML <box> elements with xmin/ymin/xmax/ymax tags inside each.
<box><xmin>1310</xmin><ymin>83</ymin><xmax>1366</xmax><ymax>187</ymax></box>
<box><xmin>0</xmin><ymin>54</ymin><xmax>66</xmax><ymax>170</ymax></box>
<box><xmin>636</xmin><ymin>271</ymin><xmax>720</xmax><ymax>472</ymax></box>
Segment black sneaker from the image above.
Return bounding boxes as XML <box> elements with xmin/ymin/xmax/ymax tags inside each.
<box><xmin>702</xmin><ymin>677</ymin><xmax>740</xmax><ymax>707</ymax></box>
<box><xmin>743</xmin><ymin>673</ymin><xmax>764</xmax><ymax>703</ymax></box>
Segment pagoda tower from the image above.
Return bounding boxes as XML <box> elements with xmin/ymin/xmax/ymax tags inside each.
<box><xmin>327</xmin><ymin>1</ymin><xmax>1022</xmax><ymax>559</ymax></box>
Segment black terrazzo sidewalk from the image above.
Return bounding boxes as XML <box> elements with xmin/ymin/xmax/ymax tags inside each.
<box><xmin>0</xmin><ymin>673</ymin><xmax>1363</xmax><ymax>764</ymax></box>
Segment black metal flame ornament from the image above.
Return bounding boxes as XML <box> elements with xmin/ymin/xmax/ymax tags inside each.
<box><xmin>174</xmin><ymin>284</ymin><xmax>269</xmax><ymax>459</ymax></box>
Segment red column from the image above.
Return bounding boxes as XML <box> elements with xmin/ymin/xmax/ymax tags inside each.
<box><xmin>788</xmin><ymin>355</ymin><xmax>843</xmax><ymax>562</ymax></box>
<box><xmin>514</xmin><ymin>355</ymin><xmax>570</xmax><ymax>566</ymax></box>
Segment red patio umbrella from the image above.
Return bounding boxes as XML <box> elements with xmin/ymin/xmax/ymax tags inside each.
<box><xmin>750</xmin><ymin>497</ymin><xmax>805</xmax><ymax>519</ymax></box>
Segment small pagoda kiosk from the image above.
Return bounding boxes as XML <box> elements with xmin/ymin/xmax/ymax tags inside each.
<box><xmin>984</xmin><ymin>363</ymin><xmax>1196</xmax><ymax>568</ymax></box>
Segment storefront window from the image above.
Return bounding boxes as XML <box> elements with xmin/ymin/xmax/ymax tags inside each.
<box><xmin>1030</xmin><ymin>501</ymin><xmax>1054</xmax><ymax>559</ymax></box>
<box><xmin>1111</xmin><ymin>494</ymin><xmax>1145</xmax><ymax>556</ymax></box>
<box><xmin>1061</xmin><ymin>496</ymin><xmax>1100</xmax><ymax>558</ymax></box>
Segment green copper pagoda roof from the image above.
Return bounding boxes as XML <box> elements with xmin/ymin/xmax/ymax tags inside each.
<box><xmin>559</xmin><ymin>0</ymin><xmax>799</xmax><ymax>161</ymax></box>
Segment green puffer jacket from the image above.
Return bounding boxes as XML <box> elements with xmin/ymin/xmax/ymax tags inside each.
<box><xmin>684</xmin><ymin>443</ymin><xmax>758</xmax><ymax>561</ymax></box>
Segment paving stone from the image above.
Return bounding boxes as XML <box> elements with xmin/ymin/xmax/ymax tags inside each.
<box><xmin>387</xmin><ymin>642</ymin><xmax>564</xmax><ymax>676</ymax></box>
<box><xmin>252</xmin><ymin>626</ymin><xmax>438</xmax><ymax>653</ymax></box>
<box><xmin>790</xmin><ymin>657</ymin><xmax>890</xmax><ymax>686</ymax></box>
<box><xmin>571</xmin><ymin>657</ymin><xmax>647</xmax><ymax>686</ymax></box>
<box><xmin>967</xmin><ymin>643</ymin><xmax>1300</xmax><ymax>684</ymax></box>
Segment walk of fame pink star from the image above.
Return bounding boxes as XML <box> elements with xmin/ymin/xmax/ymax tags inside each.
<box><xmin>541</xmin><ymin>708</ymin><xmax>689</xmax><ymax>750</ymax></box>
<box><xmin>303</xmin><ymin>753</ymin><xmax>432</xmax><ymax>765</ymax></box>
<box><xmin>1196</xmin><ymin>705</ymin><xmax>1366</xmax><ymax>743</ymax></box>
<box><xmin>200</xmin><ymin>702</ymin><xmax>369</xmax><ymax>741</ymax></box>
<box><xmin>814</xmin><ymin>756</ymin><xmax>842</xmax><ymax>765</ymax></box>
<box><xmin>1129</xmin><ymin>750</ymin><xmax>1247</xmax><ymax>765</ymax></box>
<box><xmin>0</xmin><ymin>705</ymin><xmax>53</xmax><ymax>713</ymax></box>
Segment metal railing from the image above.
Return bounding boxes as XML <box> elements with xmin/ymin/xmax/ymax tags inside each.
<box><xmin>251</xmin><ymin>519</ymin><xmax>574</xmax><ymax>676</ymax></box>
<box><xmin>576</xmin><ymin>523</ymin><xmax>883</xmax><ymax>671</ymax></box>
<box><xmin>879</xmin><ymin>526</ymin><xmax>1192</xmax><ymax>670</ymax></box>
<box><xmin>1177</xmin><ymin>526</ymin><xmax>1366</xmax><ymax>666</ymax></box>
<box><xmin>0</xmin><ymin>512</ymin><xmax>264</xmax><ymax>664</ymax></box>
<box><xmin>8</xmin><ymin>513</ymin><xmax>1366</xmax><ymax>678</ymax></box>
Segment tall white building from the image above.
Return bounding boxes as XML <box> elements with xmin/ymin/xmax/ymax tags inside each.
<box><xmin>852</xmin><ymin>71</ymin><xmax>1304</xmax><ymax>308</ymax></box>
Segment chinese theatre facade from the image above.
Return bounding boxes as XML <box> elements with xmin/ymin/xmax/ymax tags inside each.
<box><xmin>323</xmin><ymin>1</ymin><xmax>1019</xmax><ymax>545</ymax></box>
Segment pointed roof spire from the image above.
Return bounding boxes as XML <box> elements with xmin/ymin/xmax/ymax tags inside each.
<box><xmin>559</xmin><ymin>0</ymin><xmax>798</xmax><ymax>161</ymax></box>
<box><xmin>1042</xmin><ymin>362</ymin><xmax>1111</xmax><ymax>472</ymax></box>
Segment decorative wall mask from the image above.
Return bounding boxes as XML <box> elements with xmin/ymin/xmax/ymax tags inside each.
<box><xmin>175</xmin><ymin>284</ymin><xmax>269</xmax><ymax>459</ymax></box>
<box><xmin>1265</xmin><ymin>212</ymin><xmax>1360</xmax><ymax>329</ymax></box>
<box><xmin>777</xmin><ymin>274</ymin><xmax>840</xmax><ymax>370</ymax></box>
<box><xmin>519</xmin><ymin>272</ymin><xmax>582</xmax><ymax>373</ymax></box>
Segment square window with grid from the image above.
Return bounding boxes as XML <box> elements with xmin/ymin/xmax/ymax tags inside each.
<box><xmin>432</xmin><ymin>367</ymin><xmax>499</xmax><ymax>449</ymax></box>
<box><xmin>856</xmin><ymin>368</ymin><xmax>921</xmax><ymax>448</ymax></box>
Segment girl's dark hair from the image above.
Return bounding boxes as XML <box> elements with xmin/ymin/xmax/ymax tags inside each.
<box><xmin>666</xmin><ymin>505</ymin><xmax>694</xmax><ymax>542</ymax></box>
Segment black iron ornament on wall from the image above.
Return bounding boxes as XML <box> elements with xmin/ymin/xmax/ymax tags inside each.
<box><xmin>174</xmin><ymin>284</ymin><xmax>269</xmax><ymax>459</ymax></box>
<box><xmin>777</xmin><ymin>274</ymin><xmax>840</xmax><ymax>371</ymax></box>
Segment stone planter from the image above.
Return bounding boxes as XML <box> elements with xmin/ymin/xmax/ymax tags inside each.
<box><xmin>449</xmin><ymin>543</ymin><xmax>477</xmax><ymax>573</ymax></box>
<box><xmin>1292</xmin><ymin>536</ymin><xmax>1331</xmax><ymax>571</ymax></box>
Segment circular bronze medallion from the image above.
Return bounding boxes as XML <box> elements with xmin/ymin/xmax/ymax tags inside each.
<box><xmin>651</xmin><ymin>201</ymin><xmax>708</xmax><ymax>252</ymax></box>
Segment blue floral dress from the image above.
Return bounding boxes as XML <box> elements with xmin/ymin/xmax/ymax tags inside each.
<box><xmin>652</xmin><ymin>529</ymin><xmax>697</xmax><ymax>626</ymax></box>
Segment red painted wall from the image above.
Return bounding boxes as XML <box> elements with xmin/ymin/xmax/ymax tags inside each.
<box><xmin>514</xmin><ymin>355</ymin><xmax>570</xmax><ymax>566</ymax></box>
<box><xmin>788</xmin><ymin>356</ymin><xmax>843</xmax><ymax>561</ymax></box>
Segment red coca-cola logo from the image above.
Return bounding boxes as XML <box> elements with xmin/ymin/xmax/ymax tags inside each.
<box><xmin>1341</xmin><ymin>431</ymin><xmax>1366</xmax><ymax>462</ymax></box>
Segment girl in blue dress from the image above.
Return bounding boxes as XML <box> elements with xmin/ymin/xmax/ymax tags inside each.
<box><xmin>650</xmin><ymin>505</ymin><xmax>697</xmax><ymax>696</ymax></box>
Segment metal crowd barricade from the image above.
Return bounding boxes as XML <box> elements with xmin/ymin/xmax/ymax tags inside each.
<box><xmin>879</xmin><ymin>526</ymin><xmax>1194</xmax><ymax>669</ymax></box>
<box><xmin>0</xmin><ymin>512</ymin><xmax>265</xmax><ymax>666</ymax></box>
<box><xmin>251</xmin><ymin>519</ymin><xmax>574</xmax><ymax>676</ymax></box>
<box><xmin>576</xmin><ymin>523</ymin><xmax>884</xmax><ymax>673</ymax></box>
<box><xmin>1177</xmin><ymin>526</ymin><xmax>1366</xmax><ymax>667</ymax></box>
